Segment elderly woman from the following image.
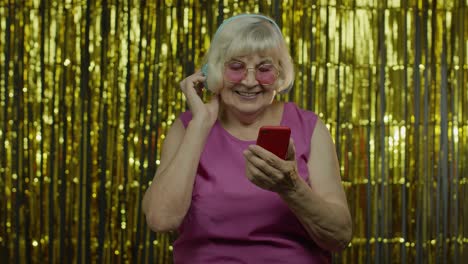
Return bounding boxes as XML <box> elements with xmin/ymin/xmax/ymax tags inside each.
<box><xmin>143</xmin><ymin>13</ymin><xmax>352</xmax><ymax>263</ymax></box>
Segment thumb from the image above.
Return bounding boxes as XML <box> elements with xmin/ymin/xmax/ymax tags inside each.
<box><xmin>285</xmin><ymin>138</ymin><xmax>296</xmax><ymax>161</ymax></box>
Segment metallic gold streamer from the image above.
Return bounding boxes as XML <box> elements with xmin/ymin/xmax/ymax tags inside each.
<box><xmin>0</xmin><ymin>0</ymin><xmax>466</xmax><ymax>263</ymax></box>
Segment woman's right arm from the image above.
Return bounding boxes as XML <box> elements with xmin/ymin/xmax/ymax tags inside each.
<box><xmin>142</xmin><ymin>117</ymin><xmax>212</xmax><ymax>232</ymax></box>
<box><xmin>142</xmin><ymin>70</ymin><xmax>219</xmax><ymax>232</ymax></box>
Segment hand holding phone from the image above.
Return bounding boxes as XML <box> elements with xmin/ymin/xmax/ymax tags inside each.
<box><xmin>256</xmin><ymin>126</ymin><xmax>291</xmax><ymax>160</ymax></box>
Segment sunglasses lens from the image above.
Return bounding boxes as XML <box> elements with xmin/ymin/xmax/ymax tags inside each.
<box><xmin>255</xmin><ymin>64</ymin><xmax>277</xmax><ymax>85</ymax></box>
<box><xmin>224</xmin><ymin>62</ymin><xmax>278</xmax><ymax>85</ymax></box>
<box><xmin>224</xmin><ymin>62</ymin><xmax>246</xmax><ymax>83</ymax></box>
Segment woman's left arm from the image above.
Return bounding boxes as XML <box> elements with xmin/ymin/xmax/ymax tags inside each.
<box><xmin>280</xmin><ymin>118</ymin><xmax>352</xmax><ymax>251</ymax></box>
<box><xmin>243</xmin><ymin>118</ymin><xmax>352</xmax><ymax>252</ymax></box>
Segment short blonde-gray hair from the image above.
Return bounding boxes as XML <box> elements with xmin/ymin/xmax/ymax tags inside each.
<box><xmin>202</xmin><ymin>14</ymin><xmax>294</xmax><ymax>93</ymax></box>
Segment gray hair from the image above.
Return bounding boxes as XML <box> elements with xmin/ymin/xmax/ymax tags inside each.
<box><xmin>202</xmin><ymin>14</ymin><xmax>294</xmax><ymax>93</ymax></box>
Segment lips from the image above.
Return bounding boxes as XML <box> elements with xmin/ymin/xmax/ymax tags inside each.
<box><xmin>235</xmin><ymin>91</ymin><xmax>261</xmax><ymax>98</ymax></box>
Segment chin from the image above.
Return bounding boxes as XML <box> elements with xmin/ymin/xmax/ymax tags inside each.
<box><xmin>234</xmin><ymin>102</ymin><xmax>272</xmax><ymax>116</ymax></box>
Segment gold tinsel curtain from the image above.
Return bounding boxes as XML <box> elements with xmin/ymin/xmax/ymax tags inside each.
<box><xmin>0</xmin><ymin>0</ymin><xmax>466</xmax><ymax>263</ymax></box>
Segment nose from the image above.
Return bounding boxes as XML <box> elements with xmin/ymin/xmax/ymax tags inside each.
<box><xmin>241</xmin><ymin>68</ymin><xmax>258</xmax><ymax>87</ymax></box>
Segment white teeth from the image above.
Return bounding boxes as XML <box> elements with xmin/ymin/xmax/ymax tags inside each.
<box><xmin>237</xmin><ymin>91</ymin><xmax>258</xmax><ymax>97</ymax></box>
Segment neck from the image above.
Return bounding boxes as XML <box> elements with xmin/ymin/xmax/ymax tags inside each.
<box><xmin>219</xmin><ymin>101</ymin><xmax>280</xmax><ymax>129</ymax></box>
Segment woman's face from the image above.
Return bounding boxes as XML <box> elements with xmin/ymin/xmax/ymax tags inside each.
<box><xmin>219</xmin><ymin>53</ymin><xmax>279</xmax><ymax>116</ymax></box>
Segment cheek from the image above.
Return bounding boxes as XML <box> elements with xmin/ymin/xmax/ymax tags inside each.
<box><xmin>264</xmin><ymin>87</ymin><xmax>278</xmax><ymax>97</ymax></box>
<box><xmin>222</xmin><ymin>81</ymin><xmax>235</xmax><ymax>90</ymax></box>
<box><xmin>219</xmin><ymin>87</ymin><xmax>233</xmax><ymax>103</ymax></box>
<box><xmin>269</xmin><ymin>84</ymin><xmax>280</xmax><ymax>93</ymax></box>
<box><xmin>220</xmin><ymin>83</ymin><xmax>235</xmax><ymax>94</ymax></box>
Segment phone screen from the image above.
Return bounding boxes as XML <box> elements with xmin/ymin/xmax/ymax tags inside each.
<box><xmin>256</xmin><ymin>126</ymin><xmax>291</xmax><ymax>159</ymax></box>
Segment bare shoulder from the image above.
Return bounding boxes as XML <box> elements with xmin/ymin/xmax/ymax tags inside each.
<box><xmin>311</xmin><ymin>118</ymin><xmax>332</xmax><ymax>142</ymax></box>
<box><xmin>165</xmin><ymin>118</ymin><xmax>186</xmax><ymax>141</ymax></box>
<box><xmin>308</xmin><ymin>117</ymin><xmax>336</xmax><ymax>166</ymax></box>
<box><xmin>307</xmin><ymin>118</ymin><xmax>347</xmax><ymax>204</ymax></box>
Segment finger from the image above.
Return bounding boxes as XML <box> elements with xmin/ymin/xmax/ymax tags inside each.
<box><xmin>180</xmin><ymin>73</ymin><xmax>206</xmax><ymax>92</ymax></box>
<box><xmin>244</xmin><ymin>157</ymin><xmax>275</xmax><ymax>187</ymax></box>
<box><xmin>180</xmin><ymin>76</ymin><xmax>207</xmax><ymax>105</ymax></box>
<box><xmin>244</xmin><ymin>149</ymin><xmax>283</xmax><ymax>179</ymax></box>
<box><xmin>247</xmin><ymin>145</ymin><xmax>285</xmax><ymax>171</ymax></box>
<box><xmin>285</xmin><ymin>138</ymin><xmax>296</xmax><ymax>161</ymax></box>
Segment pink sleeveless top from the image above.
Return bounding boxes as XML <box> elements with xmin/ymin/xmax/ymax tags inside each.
<box><xmin>173</xmin><ymin>102</ymin><xmax>331</xmax><ymax>263</ymax></box>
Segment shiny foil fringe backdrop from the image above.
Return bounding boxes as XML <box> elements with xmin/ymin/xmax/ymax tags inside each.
<box><xmin>0</xmin><ymin>0</ymin><xmax>467</xmax><ymax>263</ymax></box>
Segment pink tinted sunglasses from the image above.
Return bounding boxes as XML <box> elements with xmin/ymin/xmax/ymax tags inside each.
<box><xmin>223</xmin><ymin>61</ymin><xmax>279</xmax><ymax>85</ymax></box>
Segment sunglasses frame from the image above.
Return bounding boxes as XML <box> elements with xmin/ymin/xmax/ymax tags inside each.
<box><xmin>223</xmin><ymin>60</ymin><xmax>280</xmax><ymax>85</ymax></box>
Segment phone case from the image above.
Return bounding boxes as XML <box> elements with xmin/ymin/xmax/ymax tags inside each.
<box><xmin>256</xmin><ymin>126</ymin><xmax>291</xmax><ymax>159</ymax></box>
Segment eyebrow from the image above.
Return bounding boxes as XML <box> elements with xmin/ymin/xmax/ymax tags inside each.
<box><xmin>229</xmin><ymin>57</ymin><xmax>274</xmax><ymax>65</ymax></box>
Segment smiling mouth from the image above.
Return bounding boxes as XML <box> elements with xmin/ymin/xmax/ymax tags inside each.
<box><xmin>235</xmin><ymin>91</ymin><xmax>261</xmax><ymax>98</ymax></box>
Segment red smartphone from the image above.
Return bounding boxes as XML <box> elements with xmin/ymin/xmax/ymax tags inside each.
<box><xmin>256</xmin><ymin>126</ymin><xmax>291</xmax><ymax>160</ymax></box>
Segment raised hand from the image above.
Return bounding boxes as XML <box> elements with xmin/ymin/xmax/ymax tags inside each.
<box><xmin>179</xmin><ymin>71</ymin><xmax>220</xmax><ymax>128</ymax></box>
